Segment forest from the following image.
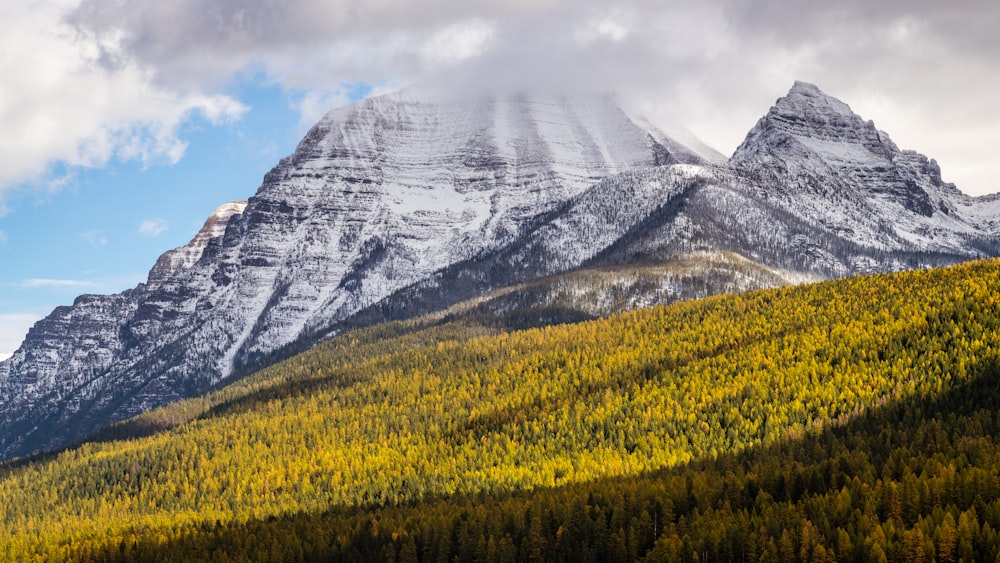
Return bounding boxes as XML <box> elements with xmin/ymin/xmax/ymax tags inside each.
<box><xmin>2</xmin><ymin>258</ymin><xmax>1000</xmax><ymax>561</ymax></box>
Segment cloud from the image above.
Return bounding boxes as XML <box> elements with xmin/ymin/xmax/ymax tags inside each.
<box><xmin>138</xmin><ymin>218</ymin><xmax>168</xmax><ymax>237</ymax></box>
<box><xmin>0</xmin><ymin>0</ymin><xmax>994</xmax><ymax>196</ymax></box>
<box><xmin>0</xmin><ymin>313</ymin><xmax>43</xmax><ymax>359</ymax></box>
<box><xmin>82</xmin><ymin>230</ymin><xmax>108</xmax><ymax>248</ymax></box>
<box><xmin>16</xmin><ymin>278</ymin><xmax>98</xmax><ymax>289</ymax></box>
<box><xmin>9</xmin><ymin>273</ymin><xmax>146</xmax><ymax>295</ymax></box>
<box><xmin>292</xmin><ymin>87</ymin><xmax>360</xmax><ymax>132</ymax></box>
<box><xmin>0</xmin><ymin>230</ymin><xmax>7</xmax><ymax>245</ymax></box>
<box><xmin>0</xmin><ymin>0</ymin><xmax>247</xmax><ymax>198</ymax></box>
<box><xmin>420</xmin><ymin>18</ymin><xmax>495</xmax><ymax>66</ymax></box>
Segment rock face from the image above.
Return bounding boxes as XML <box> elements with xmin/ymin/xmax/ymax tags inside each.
<box><xmin>0</xmin><ymin>92</ymin><xmax>703</xmax><ymax>459</ymax></box>
<box><xmin>1</xmin><ymin>83</ymin><xmax>999</xmax><ymax>461</ymax></box>
<box><xmin>335</xmin><ymin>84</ymin><xmax>1000</xmax><ymax>330</ymax></box>
<box><xmin>729</xmin><ymin>81</ymin><xmax>998</xmax><ymax>258</ymax></box>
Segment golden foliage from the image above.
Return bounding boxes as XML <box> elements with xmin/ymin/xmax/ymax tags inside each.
<box><xmin>2</xmin><ymin>259</ymin><xmax>1000</xmax><ymax>560</ymax></box>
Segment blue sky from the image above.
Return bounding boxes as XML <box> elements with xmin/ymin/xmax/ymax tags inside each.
<box><xmin>0</xmin><ymin>80</ymin><xmax>368</xmax><ymax>357</ymax></box>
<box><xmin>3</xmin><ymin>0</ymin><xmax>1000</xmax><ymax>358</ymax></box>
<box><xmin>1</xmin><ymin>81</ymin><xmax>298</xmax><ymax>291</ymax></box>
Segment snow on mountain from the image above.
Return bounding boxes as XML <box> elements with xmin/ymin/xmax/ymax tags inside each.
<box><xmin>337</xmin><ymin>83</ymin><xmax>1000</xmax><ymax>335</ymax></box>
<box><xmin>0</xmin><ymin>91</ymin><xmax>704</xmax><ymax>460</ymax></box>
<box><xmin>213</xmin><ymin>91</ymin><xmax>704</xmax><ymax>371</ymax></box>
<box><xmin>2</xmin><ymin>81</ymin><xmax>999</xmax><ymax>462</ymax></box>
<box><xmin>730</xmin><ymin>81</ymin><xmax>995</xmax><ymax>257</ymax></box>
<box><xmin>147</xmin><ymin>201</ymin><xmax>248</xmax><ymax>287</ymax></box>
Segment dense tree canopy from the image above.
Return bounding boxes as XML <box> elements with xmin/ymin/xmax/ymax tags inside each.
<box><xmin>2</xmin><ymin>259</ymin><xmax>1000</xmax><ymax>561</ymax></box>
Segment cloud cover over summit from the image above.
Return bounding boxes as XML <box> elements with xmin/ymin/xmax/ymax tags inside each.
<box><xmin>4</xmin><ymin>0</ymin><xmax>1000</xmax><ymax>198</ymax></box>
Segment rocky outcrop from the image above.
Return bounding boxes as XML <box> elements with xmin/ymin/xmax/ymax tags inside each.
<box><xmin>730</xmin><ymin>81</ymin><xmax>994</xmax><ymax>255</ymax></box>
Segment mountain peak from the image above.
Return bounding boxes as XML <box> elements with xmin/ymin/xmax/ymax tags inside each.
<box><xmin>731</xmin><ymin>81</ymin><xmax>895</xmax><ymax>166</ymax></box>
<box><xmin>730</xmin><ymin>82</ymin><xmax>960</xmax><ymax>219</ymax></box>
<box><xmin>146</xmin><ymin>200</ymin><xmax>247</xmax><ymax>287</ymax></box>
<box><xmin>775</xmin><ymin>81</ymin><xmax>856</xmax><ymax>120</ymax></box>
<box><xmin>787</xmin><ymin>80</ymin><xmax>828</xmax><ymax>97</ymax></box>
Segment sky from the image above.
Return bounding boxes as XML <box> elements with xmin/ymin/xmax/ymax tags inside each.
<box><xmin>2</xmin><ymin>1</ymin><xmax>1000</xmax><ymax>359</ymax></box>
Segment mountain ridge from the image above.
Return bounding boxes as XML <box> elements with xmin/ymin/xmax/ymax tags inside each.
<box><xmin>1</xmin><ymin>81</ymin><xmax>999</xmax><ymax>461</ymax></box>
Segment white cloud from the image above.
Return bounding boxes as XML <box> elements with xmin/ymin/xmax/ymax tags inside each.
<box><xmin>293</xmin><ymin>88</ymin><xmax>356</xmax><ymax>132</ymax></box>
<box><xmin>420</xmin><ymin>19</ymin><xmax>495</xmax><ymax>66</ymax></box>
<box><xmin>0</xmin><ymin>313</ymin><xmax>43</xmax><ymax>359</ymax></box>
<box><xmin>0</xmin><ymin>229</ymin><xmax>7</xmax><ymax>244</ymax></box>
<box><xmin>0</xmin><ymin>0</ymin><xmax>994</xmax><ymax>197</ymax></box>
<box><xmin>0</xmin><ymin>0</ymin><xmax>246</xmax><ymax>198</ymax></box>
<box><xmin>17</xmin><ymin>278</ymin><xmax>98</xmax><ymax>289</ymax></box>
<box><xmin>82</xmin><ymin>230</ymin><xmax>108</xmax><ymax>248</ymax></box>
<box><xmin>138</xmin><ymin>218</ymin><xmax>168</xmax><ymax>237</ymax></box>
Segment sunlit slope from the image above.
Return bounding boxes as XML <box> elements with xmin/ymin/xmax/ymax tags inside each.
<box><xmin>3</xmin><ymin>259</ymin><xmax>1000</xmax><ymax>560</ymax></box>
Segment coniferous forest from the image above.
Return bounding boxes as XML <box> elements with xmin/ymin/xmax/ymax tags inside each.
<box><xmin>4</xmin><ymin>259</ymin><xmax>1000</xmax><ymax>561</ymax></box>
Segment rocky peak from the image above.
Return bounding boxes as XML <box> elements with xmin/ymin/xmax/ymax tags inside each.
<box><xmin>147</xmin><ymin>201</ymin><xmax>247</xmax><ymax>287</ymax></box>
<box><xmin>731</xmin><ymin>82</ymin><xmax>895</xmax><ymax>166</ymax></box>
<box><xmin>730</xmin><ymin>81</ymin><xmax>969</xmax><ymax>236</ymax></box>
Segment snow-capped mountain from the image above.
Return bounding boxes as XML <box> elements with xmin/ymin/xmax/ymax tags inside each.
<box><xmin>729</xmin><ymin>81</ymin><xmax>999</xmax><ymax>257</ymax></box>
<box><xmin>0</xmin><ymin>92</ymin><xmax>703</xmax><ymax>460</ymax></box>
<box><xmin>335</xmin><ymin>84</ymin><xmax>1000</xmax><ymax>331</ymax></box>
<box><xmin>1</xmin><ymin>82</ymin><xmax>998</xmax><ymax>461</ymax></box>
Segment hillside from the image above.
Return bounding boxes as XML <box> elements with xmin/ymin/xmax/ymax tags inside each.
<box><xmin>6</xmin><ymin>82</ymin><xmax>1000</xmax><ymax>462</ymax></box>
<box><xmin>3</xmin><ymin>258</ymin><xmax>1000</xmax><ymax>560</ymax></box>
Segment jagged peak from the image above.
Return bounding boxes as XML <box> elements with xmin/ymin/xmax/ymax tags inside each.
<box><xmin>184</xmin><ymin>200</ymin><xmax>247</xmax><ymax>250</ymax></box>
<box><xmin>787</xmin><ymin>80</ymin><xmax>832</xmax><ymax>98</ymax></box>
<box><xmin>731</xmin><ymin>81</ymin><xmax>895</xmax><ymax>164</ymax></box>
<box><xmin>790</xmin><ymin>80</ymin><xmax>818</xmax><ymax>92</ymax></box>
<box><xmin>146</xmin><ymin>200</ymin><xmax>247</xmax><ymax>286</ymax></box>
<box><xmin>774</xmin><ymin>81</ymin><xmax>856</xmax><ymax>120</ymax></box>
<box><xmin>203</xmin><ymin>200</ymin><xmax>248</xmax><ymax>236</ymax></box>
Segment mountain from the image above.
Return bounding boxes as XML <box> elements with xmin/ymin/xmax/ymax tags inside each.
<box><xmin>730</xmin><ymin>81</ymin><xmax>1000</xmax><ymax>256</ymax></box>
<box><xmin>331</xmin><ymin>83</ymin><xmax>1000</xmax><ymax>331</ymax></box>
<box><xmin>0</xmin><ymin>92</ymin><xmax>704</xmax><ymax>460</ymax></box>
<box><xmin>1</xmin><ymin>82</ymin><xmax>999</xmax><ymax>461</ymax></box>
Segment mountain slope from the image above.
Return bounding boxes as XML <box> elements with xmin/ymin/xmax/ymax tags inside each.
<box><xmin>2</xmin><ymin>258</ymin><xmax>1000</xmax><ymax>560</ymax></box>
<box><xmin>3</xmin><ymin>82</ymin><xmax>1000</xmax><ymax>462</ymax></box>
<box><xmin>331</xmin><ymin>83</ymin><xmax>1000</xmax><ymax>337</ymax></box>
<box><xmin>0</xmin><ymin>92</ymin><xmax>702</xmax><ymax>461</ymax></box>
<box><xmin>731</xmin><ymin>81</ymin><xmax>999</xmax><ymax>254</ymax></box>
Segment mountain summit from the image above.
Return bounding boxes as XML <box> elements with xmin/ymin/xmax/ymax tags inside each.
<box><xmin>730</xmin><ymin>81</ymin><xmax>997</xmax><ymax>254</ymax></box>
<box><xmin>1</xmin><ymin>82</ymin><xmax>999</xmax><ymax>461</ymax></box>
<box><xmin>732</xmin><ymin>80</ymin><xmax>895</xmax><ymax>165</ymax></box>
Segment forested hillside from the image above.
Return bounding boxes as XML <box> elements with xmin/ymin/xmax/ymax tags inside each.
<box><xmin>3</xmin><ymin>259</ymin><xmax>1000</xmax><ymax>561</ymax></box>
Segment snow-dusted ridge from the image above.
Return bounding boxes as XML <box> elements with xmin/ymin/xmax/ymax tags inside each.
<box><xmin>147</xmin><ymin>201</ymin><xmax>248</xmax><ymax>287</ymax></box>
<box><xmin>1</xmin><ymin>82</ymin><xmax>999</xmax><ymax>461</ymax></box>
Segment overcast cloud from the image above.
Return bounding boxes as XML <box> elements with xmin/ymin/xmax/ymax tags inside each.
<box><xmin>0</xmin><ymin>1</ymin><xmax>246</xmax><ymax>198</ymax></box>
<box><xmin>4</xmin><ymin>1</ymin><xmax>1000</xmax><ymax>195</ymax></box>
